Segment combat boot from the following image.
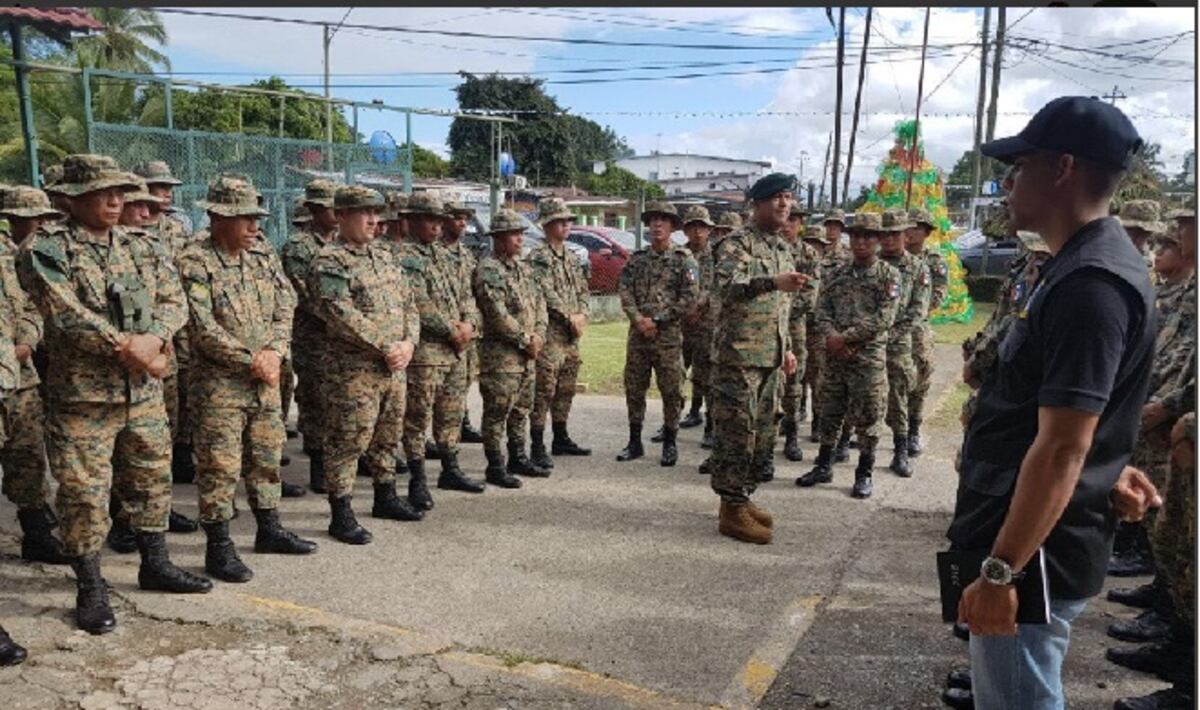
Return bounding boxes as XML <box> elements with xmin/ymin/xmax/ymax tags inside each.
<box><xmin>796</xmin><ymin>445</ymin><xmax>834</xmax><ymax>487</ymax></box>
<box><xmin>1106</xmin><ymin>639</ymin><xmax>1194</xmax><ymax>683</ymax></box>
<box><xmin>0</xmin><ymin>627</ymin><xmax>26</xmax><ymax>667</ymax></box>
<box><xmin>1109</xmin><ymin>608</ymin><xmax>1173</xmax><ymax>643</ymax></box>
<box><xmin>424</xmin><ymin>439</ymin><xmax>439</xmax><ymax>460</ymax></box>
<box><xmin>253</xmin><ymin>508</ymin><xmax>318</xmax><ymax>554</ymax></box>
<box><xmin>168</xmin><ymin>509</ymin><xmax>199</xmax><ymax>533</ymax></box>
<box><xmin>460</xmin><ymin>415</ymin><xmax>484</xmax><ymax>444</ymax></box>
<box><xmin>833</xmin><ymin>433</ymin><xmax>852</xmax><ymax>463</ymax></box>
<box><xmin>356</xmin><ymin>456</ymin><xmax>372</xmax><ymax>478</ymax></box>
<box><xmin>616</xmin><ymin>424</ymin><xmax>644</xmax><ymax>462</ymax></box>
<box><xmin>717</xmin><ymin>501</ymin><xmax>772</xmax><ymax>544</ymax></box>
<box><xmin>280</xmin><ymin>454</ymin><xmax>291</xmax><ymax>467</ymax></box>
<box><xmin>373</xmin><ymin>481</ymin><xmax>424</xmax><ymax>521</ymax></box>
<box><xmin>17</xmin><ymin>507</ymin><xmax>69</xmax><ymax>564</ymax></box>
<box><xmin>106</xmin><ymin>498</ymin><xmax>138</xmax><ymax>555</ymax></box>
<box><xmin>395</xmin><ymin>456</ymin><xmax>409</xmax><ymax>476</ymax></box>
<box><xmin>889</xmin><ymin>435</ymin><xmax>913</xmax><ymax>478</ymax></box>
<box><xmin>945</xmin><ymin>667</ymin><xmax>971</xmax><ymax>690</ymax></box>
<box><xmin>529</xmin><ymin>427</ymin><xmax>555</xmax><ymax>470</ymax></box>
<box><xmin>308</xmin><ymin>450</ymin><xmax>326</xmax><ymax>494</ymax></box>
<box><xmin>202</xmin><ymin>520</ymin><xmax>253</xmax><ymax>583</ymax></box>
<box><xmin>1109</xmin><ymin>544</ymin><xmax>1155</xmax><ymax>577</ymax></box>
<box><xmin>941</xmin><ymin>688</ymin><xmax>974</xmax><ymax>710</ymax></box>
<box><xmin>484</xmin><ymin>449</ymin><xmax>521</xmax><ymax>489</ymax></box>
<box><xmin>679</xmin><ymin>398</ymin><xmax>704</xmax><ymax>429</ymax></box>
<box><xmin>907</xmin><ymin>419</ymin><xmax>923</xmax><ymax>457</ymax></box>
<box><xmin>1109</xmin><ymin>578</ymin><xmax>1160</xmax><ymax>609</ymax></box>
<box><xmin>327</xmin><ymin>496</ymin><xmax>373</xmax><ymax>545</ymax></box>
<box><xmin>69</xmin><ymin>555</ymin><xmax>115</xmax><ymax>635</ymax></box>
<box><xmin>852</xmin><ymin>450</ymin><xmax>875</xmax><ymax>499</ymax></box>
<box><xmin>755</xmin><ymin>461</ymin><xmax>775</xmax><ymax>482</ymax></box>
<box><xmin>745</xmin><ymin>500</ymin><xmax>774</xmax><ymax>528</ymax></box>
<box><xmin>171</xmin><ymin>443</ymin><xmax>196</xmax><ymax>484</ymax></box>
<box><xmin>280</xmin><ymin>481</ymin><xmax>307</xmax><ymax>498</ymax></box>
<box><xmin>406</xmin><ymin>459</ymin><xmax>435</xmax><ymax>511</ymax></box>
<box><xmin>659</xmin><ymin>428</ymin><xmax>678</xmax><ymax>467</ymax></box>
<box><xmin>136</xmin><ymin>532</ymin><xmax>213</xmax><ymax>593</ymax></box>
<box><xmin>650</xmin><ymin>425</ymin><xmax>666</xmax><ymax>443</ymax></box>
<box><xmin>437</xmin><ymin>450</ymin><xmax>484</xmax><ymax>493</ymax></box>
<box><xmin>1113</xmin><ymin>686</ymin><xmax>1194</xmax><ymax>710</ymax></box>
<box><xmin>701</xmin><ymin>417</ymin><xmax>714</xmax><ymax>449</ymax></box>
<box><xmin>551</xmin><ymin>422</ymin><xmax>590</xmax><ymax>456</ymax></box>
<box><xmin>782</xmin><ymin>419</ymin><xmax>804</xmax><ymax>462</ymax></box>
<box><xmin>508</xmin><ymin>441</ymin><xmax>550</xmax><ymax>477</ymax></box>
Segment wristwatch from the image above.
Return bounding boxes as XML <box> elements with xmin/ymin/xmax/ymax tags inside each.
<box><xmin>980</xmin><ymin>555</ymin><xmax>1024</xmax><ymax>586</ymax></box>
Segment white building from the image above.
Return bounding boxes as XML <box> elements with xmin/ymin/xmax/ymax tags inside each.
<box><xmin>616</xmin><ymin>153</ymin><xmax>772</xmax><ymax>194</ymax></box>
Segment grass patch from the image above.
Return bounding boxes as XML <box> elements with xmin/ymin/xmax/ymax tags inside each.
<box><xmin>929</xmin><ymin>381</ymin><xmax>971</xmax><ymax>430</ymax></box>
<box><xmin>466</xmin><ymin>646</ymin><xmax>586</xmax><ymax>671</ymax></box>
<box><xmin>932</xmin><ymin>301</ymin><xmax>995</xmax><ymax>346</ymax></box>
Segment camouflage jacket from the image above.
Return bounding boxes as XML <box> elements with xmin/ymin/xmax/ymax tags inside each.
<box><xmin>786</xmin><ymin>238</ymin><xmax>821</xmax><ymax>328</ymax></box>
<box><xmin>441</xmin><ymin>240</ymin><xmax>482</xmax><ymax>333</ymax></box>
<box><xmin>527</xmin><ymin>241</ymin><xmax>589</xmax><ymax>347</ymax></box>
<box><xmin>921</xmin><ymin>247</ymin><xmax>950</xmax><ymax>316</ymax></box>
<box><xmin>1152</xmin><ymin>274</ymin><xmax>1196</xmax><ymax>418</ymax></box>
<box><xmin>177</xmin><ymin>236</ymin><xmax>296</xmax><ymax>408</ymax></box>
<box><xmin>686</xmin><ymin>244</ymin><xmax>717</xmax><ymax>333</ymax></box>
<box><xmin>0</xmin><ymin>234</ymin><xmax>42</xmax><ymax>390</ymax></box>
<box><xmin>309</xmin><ymin>241</ymin><xmax>419</xmax><ymax>374</ymax></box>
<box><xmin>962</xmin><ymin>253</ymin><xmax>1042</xmax><ymax>385</ymax></box>
<box><xmin>398</xmin><ymin>240</ymin><xmax>472</xmax><ymax>367</ymax></box>
<box><xmin>713</xmin><ymin>227</ymin><xmax>794</xmax><ymax>368</ymax></box>
<box><xmin>0</xmin><ymin>237</ymin><xmax>25</xmax><ymax>393</ymax></box>
<box><xmin>816</xmin><ymin>258</ymin><xmax>901</xmax><ymax>363</ymax></box>
<box><xmin>879</xmin><ymin>250</ymin><xmax>931</xmax><ymax>346</ymax></box>
<box><xmin>281</xmin><ymin>227</ymin><xmax>336</xmax><ymax>360</ymax></box>
<box><xmin>22</xmin><ymin>220</ymin><xmax>186</xmax><ymax>404</ymax></box>
<box><xmin>618</xmin><ymin>245</ymin><xmax>699</xmax><ymax>335</ymax></box>
<box><xmin>473</xmin><ymin>254</ymin><xmax>547</xmax><ymax>374</ymax></box>
<box><xmin>151</xmin><ymin>213</ymin><xmax>191</xmax><ymax>261</ymax></box>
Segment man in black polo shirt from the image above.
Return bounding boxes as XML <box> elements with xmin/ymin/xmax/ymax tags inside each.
<box><xmin>949</xmin><ymin>97</ymin><xmax>1161</xmax><ymax>709</ymax></box>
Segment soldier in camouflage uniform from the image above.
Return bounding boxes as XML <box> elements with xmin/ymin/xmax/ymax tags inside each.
<box><xmin>23</xmin><ymin>154</ymin><xmax>213</xmax><ymax>634</ymax></box>
<box><xmin>877</xmin><ymin>210</ymin><xmax>930</xmax><ymax>478</ymax></box>
<box><xmin>178</xmin><ymin>177</ymin><xmax>317</xmax><ymax>583</ymax></box>
<box><xmin>616</xmin><ymin>201</ymin><xmax>698</xmax><ymax>467</ymax></box>
<box><xmin>822</xmin><ymin>208</ymin><xmax>849</xmax><ymax>262</ymax></box>
<box><xmin>801</xmin><ymin>223</ymin><xmax>835</xmax><ymax>442</ymax></box>
<box><xmin>778</xmin><ymin>202</ymin><xmax>821</xmax><ymax>465</ymax></box>
<box><xmin>1118</xmin><ymin>199</ymin><xmax>1164</xmax><ymax>276</ymax></box>
<box><xmin>710</xmin><ymin>174</ymin><xmax>809</xmax><ymax>544</ymax></box>
<box><xmin>282</xmin><ymin>179</ymin><xmax>339</xmax><ymax>493</ymax></box>
<box><xmin>528</xmin><ymin>197</ymin><xmax>591</xmax><ymax>471</ymax></box>
<box><xmin>309</xmin><ymin>186</ymin><xmax>423</xmax><ymax>544</ymax></box>
<box><xmin>397</xmin><ymin>194</ymin><xmax>485</xmax><ymax>511</ymax></box>
<box><xmin>710</xmin><ymin>211</ymin><xmax>742</xmax><ymax>253</ymax></box>
<box><xmin>473</xmin><ymin>209</ymin><xmax>548</xmax><ymax>489</ymax></box>
<box><xmin>797</xmin><ymin>212</ymin><xmax>901</xmax><ymax>499</ymax></box>
<box><xmin>383</xmin><ymin>192</ymin><xmax>411</xmax><ymax>244</ymax></box>
<box><xmin>0</xmin><ymin>186</ymin><xmax>70</xmax><ymax>565</ymax></box>
<box><xmin>679</xmin><ymin>205</ymin><xmax>716</xmax><ymax>446</ymax></box>
<box><xmin>903</xmin><ymin>209</ymin><xmax>949</xmax><ymax>456</ymax></box>
<box><xmin>440</xmin><ymin>200</ymin><xmax>485</xmax><ymax>445</ymax></box>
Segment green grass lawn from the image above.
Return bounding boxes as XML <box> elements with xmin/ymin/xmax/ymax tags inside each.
<box><xmin>932</xmin><ymin>301</ymin><xmax>996</xmax><ymax>345</ymax></box>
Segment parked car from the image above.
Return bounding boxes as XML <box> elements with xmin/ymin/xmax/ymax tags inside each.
<box><xmin>567</xmin><ymin>226</ymin><xmax>634</xmax><ymax>293</ymax></box>
<box><xmin>954</xmin><ymin>229</ymin><xmax>1020</xmax><ymax>276</ymax></box>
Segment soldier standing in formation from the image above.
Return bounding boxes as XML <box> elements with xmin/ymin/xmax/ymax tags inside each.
<box><xmin>679</xmin><ymin>205</ymin><xmax>716</xmax><ymax>447</ymax></box>
<box><xmin>527</xmin><ymin>197</ymin><xmax>591</xmax><ymax>471</ymax></box>
<box><xmin>797</xmin><ymin>212</ymin><xmax>900</xmax><ymax>499</ymax></box>
<box><xmin>309</xmin><ymin>186</ymin><xmax>421</xmax><ymax>545</ymax></box>
<box><xmin>709</xmin><ymin>173</ymin><xmax>808</xmax><ymax>543</ymax></box>
<box><xmin>903</xmin><ymin>209</ymin><xmax>949</xmax><ymax>456</ymax></box>
<box><xmin>710</xmin><ymin>211</ymin><xmax>741</xmax><ymax>253</ymax></box>
<box><xmin>0</xmin><ymin>225</ymin><xmax>29</xmax><ymax>666</ymax></box>
<box><xmin>440</xmin><ymin>200</ymin><xmax>485</xmax><ymax>446</ymax></box>
<box><xmin>178</xmin><ymin>176</ymin><xmax>316</xmax><ymax>582</ymax></box>
<box><xmin>800</xmin><ymin>221</ymin><xmax>834</xmax><ymax>440</ymax></box>
<box><xmin>473</xmin><ymin>209</ymin><xmax>547</xmax><ymax>489</ymax></box>
<box><xmin>616</xmin><ymin>201</ymin><xmax>698</xmax><ymax>467</ymax></box>
<box><xmin>778</xmin><ymin>202</ymin><xmax>821</xmax><ymax>465</ymax></box>
<box><xmin>1118</xmin><ymin>199</ymin><xmax>1163</xmax><ymax>277</ymax></box>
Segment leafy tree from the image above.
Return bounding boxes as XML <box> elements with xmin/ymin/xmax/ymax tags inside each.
<box><xmin>411</xmin><ymin>145</ymin><xmax>450</xmax><ymax>178</ymax></box>
<box><xmin>1115</xmin><ymin>141</ymin><xmax>1166</xmax><ymax>207</ymax></box>
<box><xmin>75</xmin><ymin>8</ymin><xmax>170</xmax><ymax>73</ymax></box>
<box><xmin>1168</xmin><ymin>150</ymin><xmax>1195</xmax><ymax>191</ymax></box>
<box><xmin>577</xmin><ymin>162</ymin><xmax>663</xmax><ymax>199</ymax></box>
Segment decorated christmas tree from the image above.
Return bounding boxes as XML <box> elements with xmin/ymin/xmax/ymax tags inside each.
<box><xmin>861</xmin><ymin>120</ymin><xmax>973</xmax><ymax>324</ymax></box>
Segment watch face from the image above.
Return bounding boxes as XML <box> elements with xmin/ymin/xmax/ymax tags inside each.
<box><xmin>982</xmin><ymin>557</ymin><xmax>1010</xmax><ymax>584</ymax></box>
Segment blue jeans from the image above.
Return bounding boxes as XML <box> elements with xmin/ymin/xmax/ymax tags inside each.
<box><xmin>969</xmin><ymin>598</ymin><xmax>1089</xmax><ymax>710</ymax></box>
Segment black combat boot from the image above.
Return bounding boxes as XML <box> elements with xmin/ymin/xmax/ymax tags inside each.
<box><xmin>941</xmin><ymin>687</ymin><xmax>974</xmax><ymax>710</ymax></box>
<box><xmin>357</xmin><ymin>456</ymin><xmax>372</xmax><ymax>478</ymax></box>
<box><xmin>660</xmin><ymin>428</ymin><xmax>678</xmax><ymax>467</ymax></box>
<box><xmin>796</xmin><ymin>445</ymin><xmax>834</xmax><ymax>487</ymax></box>
<box><xmin>308</xmin><ymin>450</ymin><xmax>326</xmax><ymax>494</ymax></box>
<box><xmin>701</xmin><ymin>416</ymin><xmax>714</xmax><ymax>449</ymax></box>
<box><xmin>946</xmin><ymin>667</ymin><xmax>971</xmax><ymax>690</ymax></box>
<box><xmin>280</xmin><ymin>454</ymin><xmax>291</xmax><ymax>467</ymax></box>
<box><xmin>171</xmin><ymin>443</ymin><xmax>196</xmax><ymax>484</ymax></box>
<box><xmin>890</xmin><ymin>435</ymin><xmax>913</xmax><ymax>478</ymax></box>
<box><xmin>202</xmin><ymin>520</ymin><xmax>253</xmax><ymax>583</ymax></box>
<box><xmin>168</xmin><ymin>509</ymin><xmax>199</xmax><ymax>533</ymax></box>
<box><xmin>852</xmin><ymin>449</ymin><xmax>875</xmax><ymax>499</ymax></box>
<box><xmin>17</xmin><ymin>507</ymin><xmax>69</xmax><ymax>564</ymax></box>
<box><xmin>1106</xmin><ymin>636</ymin><xmax>1194</xmax><ymax>683</ymax></box>
<box><xmin>551</xmin><ymin>421</ymin><xmax>591</xmax><ymax>456</ymax></box>
<box><xmin>1114</xmin><ymin>686</ymin><xmax>1195</xmax><ymax>710</ymax></box>
<box><xmin>1109</xmin><ymin>577</ymin><xmax>1161</xmax><ymax>610</ymax></box>
<box><xmin>783</xmin><ymin>419</ymin><xmax>804</xmax><ymax>462</ymax></box>
<box><xmin>253</xmin><ymin>508</ymin><xmax>318</xmax><ymax>554</ymax></box>
<box><xmin>616</xmin><ymin>424</ymin><xmax>645</xmax><ymax>462</ymax></box>
<box><xmin>0</xmin><ymin>626</ymin><xmax>26</xmax><ymax>667</ymax></box>
<box><xmin>650</xmin><ymin>425</ymin><xmax>666</xmax><ymax>443</ymax></box>
<box><xmin>755</xmin><ymin>461</ymin><xmax>775</xmax><ymax>482</ymax></box>
<box><xmin>907</xmin><ymin>419</ymin><xmax>923</xmax><ymax>457</ymax></box>
<box><xmin>424</xmin><ymin>439</ymin><xmax>439</xmax><ymax>460</ymax></box>
<box><xmin>69</xmin><ymin>555</ymin><xmax>115</xmax><ymax>635</ymax></box>
<box><xmin>437</xmin><ymin>450</ymin><xmax>485</xmax><ymax>493</ymax></box>
<box><xmin>106</xmin><ymin>496</ymin><xmax>137</xmax><ymax>554</ymax></box>
<box><xmin>460</xmin><ymin>414</ymin><xmax>484</xmax><ymax>444</ymax></box>
<box><xmin>529</xmin><ymin>427</ymin><xmax>555</xmax><ymax>470</ymax></box>
<box><xmin>1109</xmin><ymin>525</ymin><xmax>1155</xmax><ymax>577</ymax></box>
<box><xmin>833</xmin><ymin>433</ymin><xmax>852</xmax><ymax>463</ymax></box>
<box><xmin>373</xmin><ymin>481</ymin><xmax>425</xmax><ymax>521</ymax></box>
<box><xmin>395</xmin><ymin>456</ymin><xmax>409</xmax><ymax>476</ymax></box>
<box><xmin>484</xmin><ymin>448</ymin><xmax>521</xmax><ymax>489</ymax></box>
<box><xmin>1109</xmin><ymin>609</ymin><xmax>1173</xmax><ymax>643</ymax></box>
<box><xmin>280</xmin><ymin>480</ymin><xmax>307</xmax><ymax>498</ymax></box>
<box><xmin>136</xmin><ymin>532</ymin><xmax>213</xmax><ymax>593</ymax></box>
<box><xmin>406</xmin><ymin>459</ymin><xmax>434</xmax><ymax>511</ymax></box>
<box><xmin>679</xmin><ymin>397</ymin><xmax>704</xmax><ymax>429</ymax></box>
<box><xmin>327</xmin><ymin>496</ymin><xmax>373</xmax><ymax>545</ymax></box>
<box><xmin>508</xmin><ymin>441</ymin><xmax>550</xmax><ymax>477</ymax></box>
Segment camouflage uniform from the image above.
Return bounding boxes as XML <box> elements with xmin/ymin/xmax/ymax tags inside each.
<box><xmin>1118</xmin><ymin>199</ymin><xmax>1165</xmax><ymax>283</ymax></box>
<box><xmin>878</xmin><ymin>211</ymin><xmax>931</xmax><ymax>454</ymax></box>
<box><xmin>709</xmin><ymin>212</ymin><xmax>742</xmax><ymax>255</ymax></box>
<box><xmin>906</xmin><ymin>209</ymin><xmax>949</xmax><ymax>441</ymax></box>
<box><xmin>1157</xmin><ymin>412</ymin><xmax>1196</xmax><ymax>626</ymax></box>
<box><xmin>803</xmin><ymin>221</ymin><xmax>840</xmax><ymax>440</ymax></box>
<box><xmin>22</xmin><ymin>156</ymin><xmax>186</xmax><ymax>557</ymax></box>
<box><xmin>441</xmin><ymin>220</ymin><xmax>481</xmax><ymax>435</ymax></box>
<box><xmin>681</xmin><ymin>206</ymin><xmax>718</xmax><ymax>434</ymax></box>
<box><xmin>779</xmin><ymin>226</ymin><xmax>821</xmax><ymax>430</ymax></box>
<box><xmin>178</xmin><ymin>179</ymin><xmax>296</xmax><ymax>523</ymax></box>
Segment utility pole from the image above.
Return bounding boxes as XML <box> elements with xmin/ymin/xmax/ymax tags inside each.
<box><xmin>985</xmin><ymin>7</ymin><xmax>1005</xmax><ymax>143</ymax></box>
<box><xmin>905</xmin><ymin>8</ymin><xmax>931</xmax><ymax>211</ymax></box>
<box><xmin>818</xmin><ymin>132</ymin><xmax>831</xmax><ymax>206</ymax></box>
<box><xmin>842</xmin><ymin>7</ymin><xmax>871</xmax><ymax>208</ymax></box>
<box><xmin>1102</xmin><ymin>85</ymin><xmax>1127</xmax><ymax>104</ymax></box>
<box><xmin>831</xmin><ymin>7</ymin><xmax>846</xmax><ymax>207</ymax></box>
<box><xmin>323</xmin><ymin>23</ymin><xmax>333</xmax><ymax>169</ymax></box>
<box><xmin>969</xmin><ymin>7</ymin><xmax>991</xmax><ymax>228</ymax></box>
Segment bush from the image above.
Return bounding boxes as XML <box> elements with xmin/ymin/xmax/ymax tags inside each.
<box><xmin>966</xmin><ymin>275</ymin><xmax>1006</xmax><ymax>303</ymax></box>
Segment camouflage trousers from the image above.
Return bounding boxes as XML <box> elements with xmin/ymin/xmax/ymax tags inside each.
<box><xmin>1153</xmin><ymin>413</ymin><xmax>1196</xmax><ymax>626</ymax></box>
<box><xmin>170</xmin><ymin>333</ymin><xmax>193</xmax><ymax>445</ymax></box>
<box><xmin>710</xmin><ymin>365</ymin><xmax>780</xmax><ymax>504</ymax></box>
<box><xmin>192</xmin><ymin>401</ymin><xmax>284</xmax><ymax>523</ymax></box>
<box><xmin>0</xmin><ymin>386</ymin><xmax>50</xmax><ymax>510</ymax></box>
<box><xmin>322</xmin><ymin>369</ymin><xmax>405</xmax><ymax>498</ymax></box>
<box><xmin>464</xmin><ymin>342</ymin><xmax>479</xmax><ymax>424</ymax></box>
<box><xmin>280</xmin><ymin>356</ymin><xmax>295</xmax><ymax>430</ymax></box>
<box><xmin>907</xmin><ymin>323</ymin><xmax>936</xmax><ymax>426</ymax></box>
<box><xmin>403</xmin><ymin>361</ymin><xmax>467</xmax><ymax>461</ymax></box>
<box><xmin>682</xmin><ymin>327</ymin><xmax>713</xmax><ymax>410</ymax></box>
<box><xmin>817</xmin><ymin>355</ymin><xmax>887</xmax><ymax>451</ymax></box>
<box><xmin>531</xmin><ymin>340</ymin><xmax>581</xmax><ymax>429</ymax></box>
<box><xmin>884</xmin><ymin>342</ymin><xmax>916</xmax><ymax>437</ymax></box>
<box><xmin>480</xmin><ymin>366</ymin><xmax>535</xmax><ymax>456</ymax></box>
<box><xmin>46</xmin><ymin>398</ymin><xmax>172</xmax><ymax>557</ymax></box>
<box><xmin>292</xmin><ymin>349</ymin><xmax>325</xmax><ymax>453</ymax></box>
<box><xmin>780</xmin><ymin>322</ymin><xmax>809</xmax><ymax>422</ymax></box>
<box><xmin>624</xmin><ymin>329</ymin><xmax>684</xmax><ymax>430</ymax></box>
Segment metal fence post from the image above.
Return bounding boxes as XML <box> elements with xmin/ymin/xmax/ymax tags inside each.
<box><xmin>82</xmin><ymin>67</ymin><xmax>94</xmax><ymax>153</ymax></box>
<box><xmin>403</xmin><ymin>110</ymin><xmax>413</xmax><ymax>195</ymax></box>
<box><xmin>163</xmin><ymin>76</ymin><xmax>173</xmax><ymax>129</ymax></box>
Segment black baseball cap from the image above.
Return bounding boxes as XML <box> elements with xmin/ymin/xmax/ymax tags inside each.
<box><xmin>981</xmin><ymin>96</ymin><xmax>1143</xmax><ymax>170</ymax></box>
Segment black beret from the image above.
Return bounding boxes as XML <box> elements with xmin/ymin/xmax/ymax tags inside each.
<box><xmin>746</xmin><ymin>172</ymin><xmax>798</xmax><ymax>201</ymax></box>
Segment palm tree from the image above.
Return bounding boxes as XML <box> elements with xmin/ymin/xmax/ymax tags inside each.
<box><xmin>75</xmin><ymin>8</ymin><xmax>170</xmax><ymax>73</ymax></box>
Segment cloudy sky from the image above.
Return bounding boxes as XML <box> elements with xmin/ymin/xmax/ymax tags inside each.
<box><xmin>158</xmin><ymin>6</ymin><xmax>1196</xmax><ymax>191</ymax></box>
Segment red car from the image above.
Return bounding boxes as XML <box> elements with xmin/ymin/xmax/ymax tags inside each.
<box><xmin>567</xmin><ymin>225</ymin><xmax>635</xmax><ymax>294</ymax></box>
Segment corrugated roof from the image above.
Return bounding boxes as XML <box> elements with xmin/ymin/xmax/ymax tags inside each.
<box><xmin>0</xmin><ymin>7</ymin><xmax>103</xmax><ymax>33</ymax></box>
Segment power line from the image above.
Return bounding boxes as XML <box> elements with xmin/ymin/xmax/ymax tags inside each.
<box><xmin>499</xmin><ymin>7</ymin><xmax>833</xmax><ymax>41</ymax></box>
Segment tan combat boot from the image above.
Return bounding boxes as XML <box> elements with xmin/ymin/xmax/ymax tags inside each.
<box><xmin>718</xmin><ymin>501</ymin><xmax>772</xmax><ymax>544</ymax></box>
<box><xmin>745</xmin><ymin>501</ymin><xmax>774</xmax><ymax>529</ymax></box>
